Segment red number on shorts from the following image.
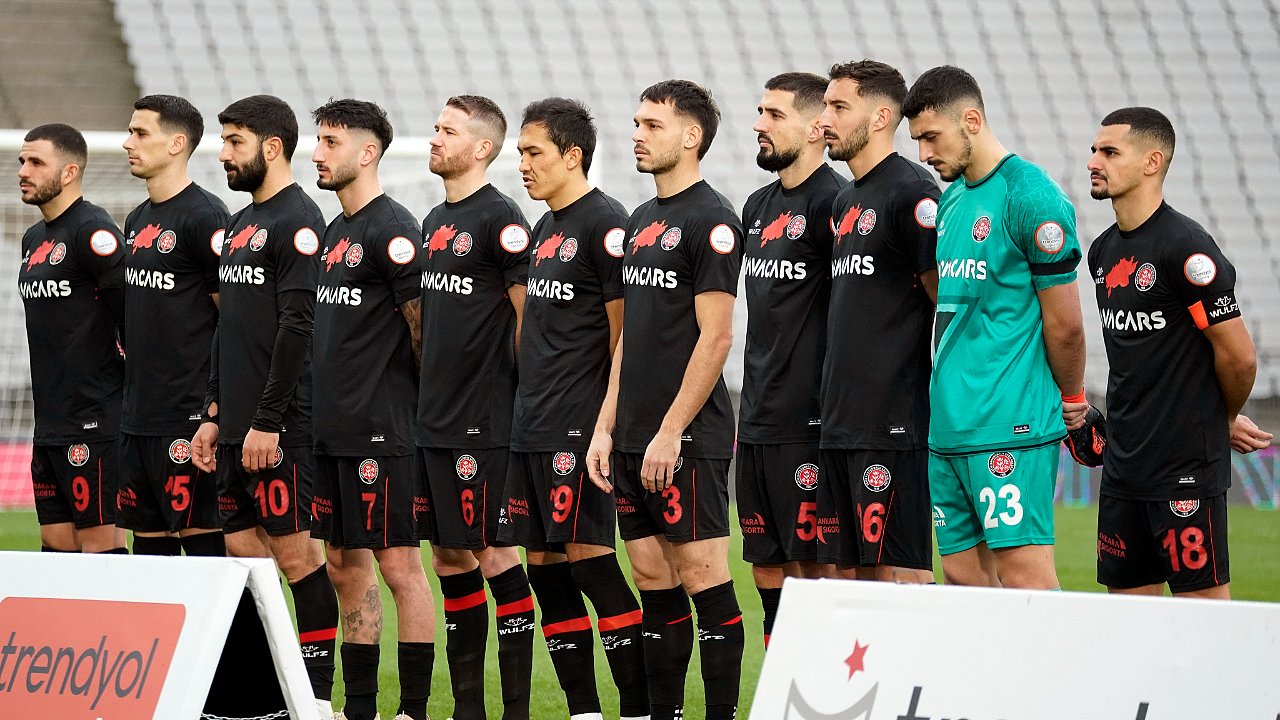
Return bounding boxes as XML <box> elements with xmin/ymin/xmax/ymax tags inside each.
<box><xmin>361</xmin><ymin>492</ymin><xmax>377</xmax><ymax>531</ymax></box>
<box><xmin>461</xmin><ymin>488</ymin><xmax>475</xmax><ymax>526</ymax></box>
<box><xmin>166</xmin><ymin>475</ymin><xmax>191</xmax><ymax>512</ymax></box>
<box><xmin>860</xmin><ymin>502</ymin><xmax>885</xmax><ymax>544</ymax></box>
<box><xmin>796</xmin><ymin>501</ymin><xmax>817</xmax><ymax>541</ymax></box>
<box><xmin>72</xmin><ymin>476</ymin><xmax>90</xmax><ymax>513</ymax></box>
<box><xmin>253</xmin><ymin>479</ymin><xmax>290</xmax><ymax>517</ymax></box>
<box><xmin>661</xmin><ymin>486</ymin><xmax>682</xmax><ymax>525</ymax></box>
<box><xmin>550</xmin><ymin>485</ymin><xmax>574</xmax><ymax>524</ymax></box>
<box><xmin>1162</xmin><ymin>527</ymin><xmax>1208</xmax><ymax>572</ymax></box>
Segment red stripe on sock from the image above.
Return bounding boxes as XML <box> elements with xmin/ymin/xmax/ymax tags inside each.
<box><xmin>542</xmin><ymin>616</ymin><xmax>593</xmax><ymax>637</ymax></box>
<box><xmin>299</xmin><ymin>628</ymin><xmax>337</xmax><ymax>643</ymax></box>
<box><xmin>666</xmin><ymin>613</ymin><xmax>692</xmax><ymax>625</ymax></box>
<box><xmin>721</xmin><ymin>614</ymin><xmax>743</xmax><ymax>626</ymax></box>
<box><xmin>496</xmin><ymin>595</ymin><xmax>535</xmax><ymax>616</ymax></box>
<box><xmin>598</xmin><ymin>609</ymin><xmax>643</xmax><ymax>631</ymax></box>
<box><xmin>442</xmin><ymin>588</ymin><xmax>488</xmax><ymax>612</ymax></box>
<box><xmin>763</xmin><ymin>634</ymin><xmax>771</xmax><ymax>648</ymax></box>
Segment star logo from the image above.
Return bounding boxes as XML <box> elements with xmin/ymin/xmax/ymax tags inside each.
<box><xmin>844</xmin><ymin>640</ymin><xmax>869</xmax><ymax>680</ymax></box>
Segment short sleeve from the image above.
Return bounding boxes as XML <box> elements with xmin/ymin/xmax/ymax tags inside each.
<box><xmin>488</xmin><ymin>204</ymin><xmax>531</xmax><ymax>287</ymax></box>
<box><xmin>186</xmin><ymin>205</ymin><xmax>229</xmax><ymax>288</ymax></box>
<box><xmin>690</xmin><ymin>211</ymin><xmax>743</xmax><ymax>296</ymax></box>
<box><xmin>889</xmin><ymin>180</ymin><xmax>940</xmax><ymax>274</ymax></box>
<box><xmin>1007</xmin><ymin>179</ymin><xmax>1081</xmax><ymax>291</ymax></box>
<box><xmin>1165</xmin><ymin>229</ymin><xmax>1240</xmax><ymax>330</ymax></box>
<box><xmin>272</xmin><ymin>215</ymin><xmax>322</xmax><ymax>295</ymax></box>
<box><xmin>75</xmin><ymin>219</ymin><xmax>126</xmax><ymax>289</ymax></box>
<box><xmin>588</xmin><ymin>215</ymin><xmax>627</xmax><ymax>302</ymax></box>
<box><xmin>376</xmin><ymin>219</ymin><xmax>424</xmax><ymax>305</ymax></box>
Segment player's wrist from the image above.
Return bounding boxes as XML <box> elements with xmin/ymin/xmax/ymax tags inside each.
<box><xmin>1061</xmin><ymin>390</ymin><xmax>1087</xmax><ymax>404</ymax></box>
<box><xmin>201</xmin><ymin>403</ymin><xmax>218</xmax><ymax>424</ymax></box>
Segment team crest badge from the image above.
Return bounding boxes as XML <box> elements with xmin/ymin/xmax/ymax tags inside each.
<box><xmin>786</xmin><ymin>214</ymin><xmax>807</xmax><ymax>240</ymax></box>
<box><xmin>553</xmin><ymin>452</ymin><xmax>576</xmax><ymax>476</ymax></box>
<box><xmin>49</xmin><ymin>243</ymin><xmax>67</xmax><ymax>265</ymax></box>
<box><xmin>358</xmin><ymin>459</ymin><xmax>379</xmax><ymax>484</ymax></box>
<box><xmin>158</xmin><ymin>230</ymin><xmax>178</xmax><ymax>253</ymax></box>
<box><xmin>988</xmin><ymin>451</ymin><xmax>1015</xmax><ymax>478</ymax></box>
<box><xmin>453</xmin><ymin>232</ymin><xmax>473</xmax><ymax>256</ymax></box>
<box><xmin>250</xmin><ymin>229</ymin><xmax>269</xmax><ymax>251</ymax></box>
<box><xmin>794</xmin><ymin>463</ymin><xmax>819</xmax><ymax>491</ymax></box>
<box><xmin>1136</xmin><ymin>263</ymin><xmax>1157</xmax><ymax>291</ymax></box>
<box><xmin>559</xmin><ymin>237</ymin><xmax>578</xmax><ymax>262</ymax></box>
<box><xmin>345</xmin><ymin>243</ymin><xmax>364</xmax><ymax>267</ymax></box>
<box><xmin>67</xmin><ymin>444</ymin><xmax>90</xmax><ymax>467</ymax></box>
<box><xmin>857</xmin><ymin>209</ymin><xmax>877</xmax><ymax>236</ymax></box>
<box><xmin>661</xmin><ymin>227</ymin><xmax>682</xmax><ymax>251</ymax></box>
<box><xmin>169</xmin><ymin>439</ymin><xmax>191</xmax><ymax>464</ymax></box>
<box><xmin>456</xmin><ymin>454</ymin><xmax>478</xmax><ymax>481</ymax></box>
<box><xmin>1169</xmin><ymin>499</ymin><xmax>1200</xmax><ymax>517</ymax></box>
<box><xmin>862</xmin><ymin>464</ymin><xmax>891</xmax><ymax>492</ymax></box>
<box><xmin>272</xmin><ymin>447</ymin><xmax>284</xmax><ymax>468</ymax></box>
<box><xmin>972</xmin><ymin>216</ymin><xmax>992</xmax><ymax>242</ymax></box>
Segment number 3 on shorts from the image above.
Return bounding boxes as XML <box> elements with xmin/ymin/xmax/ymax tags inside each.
<box><xmin>979</xmin><ymin>483</ymin><xmax>1023</xmax><ymax>528</ymax></box>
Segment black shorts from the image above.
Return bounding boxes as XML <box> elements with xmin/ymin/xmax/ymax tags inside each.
<box><xmin>420</xmin><ymin>447</ymin><xmax>511</xmax><ymax>550</ymax></box>
<box><xmin>117</xmin><ymin>433</ymin><xmax>220</xmax><ymax>533</ymax></box>
<box><xmin>31</xmin><ymin>441</ymin><xmax>119</xmax><ymax>529</ymax></box>
<box><xmin>217</xmin><ymin>444</ymin><xmax>315</xmax><ymax>536</ymax></box>
<box><xmin>816</xmin><ymin>448</ymin><xmax>933</xmax><ymax>570</ymax></box>
<box><xmin>612</xmin><ymin>452</ymin><xmax>730</xmax><ymax>543</ymax></box>
<box><xmin>312</xmin><ymin>454</ymin><xmax>424</xmax><ymax>550</ymax></box>
<box><xmin>735</xmin><ymin>442</ymin><xmax>820</xmax><ymax>564</ymax></box>
<box><xmin>1097</xmin><ymin>493</ymin><xmax>1230</xmax><ymax>593</ymax></box>
<box><xmin>496</xmin><ymin>451</ymin><xmax>617</xmax><ymax>552</ymax></box>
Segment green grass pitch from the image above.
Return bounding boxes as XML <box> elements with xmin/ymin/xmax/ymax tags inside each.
<box><xmin>1</xmin><ymin>505</ymin><xmax>1276</xmax><ymax>718</ymax></box>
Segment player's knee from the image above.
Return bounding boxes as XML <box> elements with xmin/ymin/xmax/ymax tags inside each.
<box><xmin>476</xmin><ymin>545</ymin><xmax>519</xmax><ymax>577</ymax></box>
<box><xmin>430</xmin><ymin>545</ymin><xmax>476</xmax><ymax>575</ymax></box>
<box><xmin>676</xmin><ymin>554</ymin><xmax>731</xmax><ymax>594</ymax></box>
<box><xmin>751</xmin><ymin>564</ymin><xmax>786</xmax><ymax>588</ymax></box>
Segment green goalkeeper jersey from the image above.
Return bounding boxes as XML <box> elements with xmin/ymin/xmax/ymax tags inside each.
<box><xmin>929</xmin><ymin>154</ymin><xmax>1081</xmax><ymax>454</ymax></box>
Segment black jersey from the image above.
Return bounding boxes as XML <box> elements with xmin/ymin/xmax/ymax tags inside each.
<box><xmin>615</xmin><ymin>180</ymin><xmax>743</xmax><ymax>459</ymax></box>
<box><xmin>1089</xmin><ymin>202</ymin><xmax>1239</xmax><ymax>500</ymax></box>
<box><xmin>19</xmin><ymin>197</ymin><xmax>126</xmax><ymax>444</ymax></box>
<box><xmin>416</xmin><ymin>184</ymin><xmax>531</xmax><ymax>449</ymax></box>
<box><xmin>820</xmin><ymin>153</ymin><xmax>939</xmax><ymax>450</ymax></box>
<box><xmin>217</xmin><ymin>183</ymin><xmax>323</xmax><ymax>446</ymax></box>
<box><xmin>511</xmin><ymin>188</ymin><xmax>627</xmax><ymax>453</ymax></box>
<box><xmin>313</xmin><ymin>194</ymin><xmax>422</xmax><ymax>456</ymax></box>
<box><xmin>739</xmin><ymin>165</ymin><xmax>844</xmax><ymax>444</ymax></box>
<box><xmin>122</xmin><ymin>183</ymin><xmax>228</xmax><ymax>436</ymax></box>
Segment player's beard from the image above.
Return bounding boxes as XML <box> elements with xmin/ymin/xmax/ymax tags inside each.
<box><xmin>826</xmin><ymin>119</ymin><xmax>870</xmax><ymax>162</ymax></box>
<box><xmin>20</xmin><ymin>175</ymin><xmax>63</xmax><ymax>206</ymax></box>
<box><xmin>1089</xmin><ymin>174</ymin><xmax>1113</xmax><ymax>200</ymax></box>
<box><xmin>756</xmin><ymin>136</ymin><xmax>802</xmax><ymax>172</ymax></box>
<box><xmin>636</xmin><ymin>143</ymin><xmax>680</xmax><ymax>175</ymax></box>
<box><xmin>225</xmin><ymin>146</ymin><xmax>268</xmax><ymax>192</ymax></box>
<box><xmin>936</xmin><ymin>133</ymin><xmax>973</xmax><ymax>182</ymax></box>
<box><xmin>429</xmin><ymin>152</ymin><xmax>470</xmax><ymax>180</ymax></box>
<box><xmin>316</xmin><ymin>157</ymin><xmax>359</xmax><ymax>191</ymax></box>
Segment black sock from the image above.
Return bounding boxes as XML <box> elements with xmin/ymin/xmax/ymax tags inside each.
<box><xmin>339</xmin><ymin>641</ymin><xmax>379</xmax><ymax>720</ymax></box>
<box><xmin>488</xmin><ymin>564</ymin><xmax>535</xmax><ymax>719</ymax></box>
<box><xmin>571</xmin><ymin>553</ymin><xmax>648</xmax><ymax>718</ymax></box>
<box><xmin>529</xmin><ymin>561</ymin><xmax>599</xmax><ymax>716</ymax></box>
<box><xmin>640</xmin><ymin>586</ymin><xmax>693</xmax><ymax>719</ymax></box>
<box><xmin>397</xmin><ymin>641</ymin><xmax>434</xmax><ymax>720</ymax></box>
<box><xmin>757</xmin><ymin>586</ymin><xmax>782</xmax><ymax>648</ymax></box>
<box><xmin>132</xmin><ymin>535</ymin><xmax>181</xmax><ymax>556</ymax></box>
<box><xmin>96</xmin><ymin>547</ymin><xmax>128</xmax><ymax>554</ymax></box>
<box><xmin>40</xmin><ymin>545</ymin><xmax>77</xmax><ymax>552</ymax></box>
<box><xmin>180</xmin><ymin>531</ymin><xmax>226</xmax><ymax>557</ymax></box>
<box><xmin>692</xmin><ymin>581</ymin><xmax>744</xmax><ymax>720</ymax></box>
<box><xmin>439</xmin><ymin>568</ymin><xmax>488</xmax><ymax>720</ymax></box>
<box><xmin>289</xmin><ymin>564</ymin><xmax>338</xmax><ymax>702</ymax></box>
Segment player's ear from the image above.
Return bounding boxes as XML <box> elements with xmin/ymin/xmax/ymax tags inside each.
<box><xmin>60</xmin><ymin>162</ymin><xmax>81</xmax><ymax>187</ymax></box>
<box><xmin>262</xmin><ymin>136</ymin><xmax>284</xmax><ymax>163</ymax></box>
<box><xmin>684</xmin><ymin>123</ymin><xmax>701</xmax><ymax>153</ymax></box>
<box><xmin>962</xmin><ymin>107</ymin><xmax>983</xmax><ymax>136</ymax></box>
<box><xmin>564</xmin><ymin>145</ymin><xmax>583</xmax><ymax>172</ymax></box>
<box><xmin>474</xmin><ymin>137</ymin><xmax>493</xmax><ymax>164</ymax></box>
<box><xmin>806</xmin><ymin>114</ymin><xmax>825</xmax><ymax>143</ymax></box>
<box><xmin>872</xmin><ymin>104</ymin><xmax>892</xmax><ymax>133</ymax></box>
<box><xmin>361</xmin><ymin>140</ymin><xmax>379</xmax><ymax>168</ymax></box>
<box><xmin>1145</xmin><ymin>148</ymin><xmax>1166</xmax><ymax>178</ymax></box>
<box><xmin>169</xmin><ymin>132</ymin><xmax>189</xmax><ymax>158</ymax></box>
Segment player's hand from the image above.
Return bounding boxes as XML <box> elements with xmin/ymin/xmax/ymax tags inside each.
<box><xmin>243</xmin><ymin>428</ymin><xmax>280</xmax><ymax>473</ymax></box>
<box><xmin>587</xmin><ymin>430</ymin><xmax>614</xmax><ymax>493</ymax></box>
<box><xmin>1062</xmin><ymin>397</ymin><xmax>1089</xmax><ymax>431</ymax></box>
<box><xmin>1230</xmin><ymin>414</ymin><xmax>1273</xmax><ymax>454</ymax></box>
<box><xmin>191</xmin><ymin>422</ymin><xmax>219</xmax><ymax>473</ymax></box>
<box><xmin>641</xmin><ymin>428</ymin><xmax>681</xmax><ymax>493</ymax></box>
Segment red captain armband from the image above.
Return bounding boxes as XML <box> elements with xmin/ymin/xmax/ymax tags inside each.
<box><xmin>1062</xmin><ymin>391</ymin><xmax>1087</xmax><ymax>405</ymax></box>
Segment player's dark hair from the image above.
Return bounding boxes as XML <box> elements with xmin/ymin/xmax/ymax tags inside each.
<box><xmin>640</xmin><ymin>79</ymin><xmax>721</xmax><ymax>159</ymax></box>
<box><xmin>218</xmin><ymin>95</ymin><xmax>300</xmax><ymax>160</ymax></box>
<box><xmin>521</xmin><ymin>97</ymin><xmax>597</xmax><ymax>175</ymax></box>
<box><xmin>134</xmin><ymin>94</ymin><xmax>204</xmax><ymax>152</ymax></box>
<box><xmin>447</xmin><ymin>94</ymin><xmax>508</xmax><ymax>162</ymax></box>
<box><xmin>902</xmin><ymin>65</ymin><xmax>985</xmax><ymax>119</ymax></box>
<box><xmin>827</xmin><ymin>61</ymin><xmax>908</xmax><ymax>110</ymax></box>
<box><xmin>1101</xmin><ymin>106</ymin><xmax>1176</xmax><ymax>161</ymax></box>
<box><xmin>764</xmin><ymin>72</ymin><xmax>829</xmax><ymax>114</ymax></box>
<box><xmin>24</xmin><ymin>123</ymin><xmax>88</xmax><ymax>169</ymax></box>
<box><xmin>311</xmin><ymin>98</ymin><xmax>394</xmax><ymax>155</ymax></box>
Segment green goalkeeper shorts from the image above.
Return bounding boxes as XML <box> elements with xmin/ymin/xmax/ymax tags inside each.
<box><xmin>928</xmin><ymin>441</ymin><xmax>1059</xmax><ymax>554</ymax></box>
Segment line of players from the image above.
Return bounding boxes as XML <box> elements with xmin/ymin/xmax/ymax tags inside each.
<box><xmin>16</xmin><ymin>58</ymin><xmax>1273</xmax><ymax>720</ymax></box>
